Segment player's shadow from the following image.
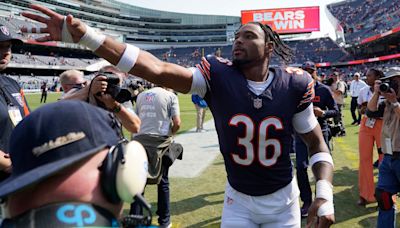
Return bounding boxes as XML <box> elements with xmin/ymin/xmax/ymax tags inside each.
<box><xmin>358</xmin><ymin>212</ymin><xmax>400</xmax><ymax>227</ymax></box>
<box><xmin>333</xmin><ymin>187</ymin><xmax>377</xmax><ymax>224</ymax></box>
<box><xmin>331</xmin><ymin>166</ymin><xmax>379</xmax><ymax>224</ymax></box>
<box><xmin>170</xmin><ymin>191</ymin><xmax>224</xmax><ymax>216</ymax></box>
<box><xmin>332</xmin><ymin>166</ymin><xmax>358</xmax><ymax>187</ymax></box>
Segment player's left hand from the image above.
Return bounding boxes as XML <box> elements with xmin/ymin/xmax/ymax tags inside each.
<box><xmin>306</xmin><ymin>198</ymin><xmax>335</xmax><ymax>228</ymax></box>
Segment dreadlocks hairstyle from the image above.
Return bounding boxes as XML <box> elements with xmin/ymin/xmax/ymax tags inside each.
<box><xmin>247</xmin><ymin>22</ymin><xmax>294</xmax><ymax>64</ymax></box>
<box><xmin>369</xmin><ymin>68</ymin><xmax>384</xmax><ymax>79</ymax></box>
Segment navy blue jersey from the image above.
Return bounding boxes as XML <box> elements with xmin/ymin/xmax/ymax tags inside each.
<box><xmin>0</xmin><ymin>76</ymin><xmax>30</xmax><ymax>152</ymax></box>
<box><xmin>312</xmin><ymin>81</ymin><xmax>339</xmax><ymax>131</ymax></box>
<box><xmin>196</xmin><ymin>56</ymin><xmax>314</xmax><ymax>196</ymax></box>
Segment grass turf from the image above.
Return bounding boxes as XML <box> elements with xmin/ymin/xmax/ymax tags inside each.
<box><xmin>25</xmin><ymin>93</ymin><xmax>400</xmax><ymax>227</ymax></box>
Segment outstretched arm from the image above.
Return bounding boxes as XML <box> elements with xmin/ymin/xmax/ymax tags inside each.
<box><xmin>298</xmin><ymin>125</ymin><xmax>335</xmax><ymax>228</ymax></box>
<box><xmin>22</xmin><ymin>4</ymin><xmax>193</xmax><ymax>93</ymax></box>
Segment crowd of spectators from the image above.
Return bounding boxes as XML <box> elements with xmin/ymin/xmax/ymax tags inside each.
<box><xmin>148</xmin><ymin>37</ymin><xmax>348</xmax><ymax>67</ymax></box>
<box><xmin>328</xmin><ymin>0</ymin><xmax>400</xmax><ymax>43</ymax></box>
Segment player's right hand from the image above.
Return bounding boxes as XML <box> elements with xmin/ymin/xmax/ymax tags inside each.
<box><xmin>306</xmin><ymin>198</ymin><xmax>335</xmax><ymax>228</ymax></box>
<box><xmin>21</xmin><ymin>4</ymin><xmax>86</xmax><ymax>43</ymax></box>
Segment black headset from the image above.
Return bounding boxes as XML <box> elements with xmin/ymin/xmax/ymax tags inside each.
<box><xmin>99</xmin><ymin>142</ymin><xmax>125</xmax><ymax>204</ymax></box>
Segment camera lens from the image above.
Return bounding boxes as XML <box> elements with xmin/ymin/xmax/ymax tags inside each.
<box><xmin>379</xmin><ymin>83</ymin><xmax>390</xmax><ymax>93</ymax></box>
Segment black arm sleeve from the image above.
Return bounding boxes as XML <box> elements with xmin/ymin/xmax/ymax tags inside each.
<box><xmin>366</xmin><ymin>102</ymin><xmax>385</xmax><ymax>118</ymax></box>
<box><xmin>324</xmin><ymin>90</ymin><xmax>339</xmax><ymax>119</ymax></box>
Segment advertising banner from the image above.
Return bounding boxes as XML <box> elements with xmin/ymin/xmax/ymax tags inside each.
<box><xmin>241</xmin><ymin>6</ymin><xmax>320</xmax><ymax>34</ymax></box>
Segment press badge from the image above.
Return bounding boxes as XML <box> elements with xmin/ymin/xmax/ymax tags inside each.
<box><xmin>8</xmin><ymin>105</ymin><xmax>22</xmax><ymax>126</ymax></box>
<box><xmin>365</xmin><ymin>118</ymin><xmax>376</xmax><ymax>128</ymax></box>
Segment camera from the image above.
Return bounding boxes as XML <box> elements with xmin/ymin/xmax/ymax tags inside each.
<box><xmin>379</xmin><ymin>82</ymin><xmax>391</xmax><ymax>93</ymax></box>
<box><xmin>322</xmin><ymin>77</ymin><xmax>334</xmax><ymax>86</ymax></box>
<box><xmin>379</xmin><ymin>80</ymin><xmax>399</xmax><ymax>93</ymax></box>
<box><xmin>99</xmin><ymin>72</ymin><xmax>136</xmax><ymax>103</ymax></box>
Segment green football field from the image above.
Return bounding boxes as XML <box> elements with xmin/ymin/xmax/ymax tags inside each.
<box><xmin>25</xmin><ymin>93</ymin><xmax>400</xmax><ymax>227</ymax></box>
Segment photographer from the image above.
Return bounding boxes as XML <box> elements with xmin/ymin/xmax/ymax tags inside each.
<box><xmin>366</xmin><ymin>67</ymin><xmax>400</xmax><ymax>228</ymax></box>
<box><xmin>0</xmin><ymin>101</ymin><xmax>149</xmax><ymax>228</ymax></box>
<box><xmin>59</xmin><ymin>69</ymin><xmax>87</xmax><ymax>95</ymax></box>
<box><xmin>356</xmin><ymin>69</ymin><xmax>384</xmax><ymax>207</ymax></box>
<box><xmin>295</xmin><ymin>62</ymin><xmax>339</xmax><ymax>217</ymax></box>
<box><xmin>61</xmin><ymin>66</ymin><xmax>141</xmax><ymax>135</ymax></box>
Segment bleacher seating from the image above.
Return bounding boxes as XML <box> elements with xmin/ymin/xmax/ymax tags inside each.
<box><xmin>328</xmin><ymin>0</ymin><xmax>400</xmax><ymax>43</ymax></box>
<box><xmin>147</xmin><ymin>37</ymin><xmax>348</xmax><ymax>67</ymax></box>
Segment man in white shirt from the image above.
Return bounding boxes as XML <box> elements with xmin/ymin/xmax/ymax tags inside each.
<box><xmin>350</xmin><ymin>72</ymin><xmax>367</xmax><ymax>125</ymax></box>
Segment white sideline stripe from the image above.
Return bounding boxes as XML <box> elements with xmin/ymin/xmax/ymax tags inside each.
<box><xmin>169</xmin><ymin>119</ymin><xmax>220</xmax><ymax>178</ymax></box>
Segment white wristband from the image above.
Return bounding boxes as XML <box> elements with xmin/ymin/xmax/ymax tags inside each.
<box><xmin>78</xmin><ymin>24</ymin><xmax>106</xmax><ymax>51</ymax></box>
<box><xmin>316</xmin><ymin>180</ymin><xmax>333</xmax><ymax>202</ymax></box>
<box><xmin>317</xmin><ymin>201</ymin><xmax>334</xmax><ymax>216</ymax></box>
<box><xmin>116</xmin><ymin>44</ymin><xmax>140</xmax><ymax>73</ymax></box>
<box><xmin>61</xmin><ymin>17</ymin><xmax>74</xmax><ymax>43</ymax></box>
<box><xmin>316</xmin><ymin>180</ymin><xmax>334</xmax><ymax>216</ymax></box>
<box><xmin>309</xmin><ymin>152</ymin><xmax>334</xmax><ymax>168</ymax></box>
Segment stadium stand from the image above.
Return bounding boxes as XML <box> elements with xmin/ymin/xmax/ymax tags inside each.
<box><xmin>0</xmin><ymin>0</ymin><xmax>398</xmax><ymax>92</ymax></box>
<box><xmin>328</xmin><ymin>0</ymin><xmax>400</xmax><ymax>43</ymax></box>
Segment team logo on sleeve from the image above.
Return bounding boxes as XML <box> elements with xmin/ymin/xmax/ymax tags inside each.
<box><xmin>12</xmin><ymin>93</ymin><xmax>24</xmax><ymax>107</ymax></box>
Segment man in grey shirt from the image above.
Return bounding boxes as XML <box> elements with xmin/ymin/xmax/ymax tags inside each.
<box><xmin>135</xmin><ymin>87</ymin><xmax>180</xmax><ymax>136</ymax></box>
<box><xmin>131</xmin><ymin>86</ymin><xmax>181</xmax><ymax>228</ymax></box>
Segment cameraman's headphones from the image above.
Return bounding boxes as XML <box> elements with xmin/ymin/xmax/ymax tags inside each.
<box><xmin>100</xmin><ymin>140</ymin><xmax>148</xmax><ymax>204</ymax></box>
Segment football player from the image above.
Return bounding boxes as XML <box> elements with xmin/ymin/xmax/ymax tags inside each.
<box><xmin>22</xmin><ymin>4</ymin><xmax>335</xmax><ymax>227</ymax></box>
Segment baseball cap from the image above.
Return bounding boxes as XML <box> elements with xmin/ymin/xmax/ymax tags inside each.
<box><xmin>301</xmin><ymin>61</ymin><xmax>316</xmax><ymax>71</ymax></box>
<box><xmin>0</xmin><ymin>101</ymin><xmax>120</xmax><ymax>199</ymax></box>
<box><xmin>381</xmin><ymin>67</ymin><xmax>400</xmax><ymax>80</ymax></box>
<box><xmin>354</xmin><ymin>72</ymin><xmax>361</xmax><ymax>77</ymax></box>
<box><xmin>0</xmin><ymin>24</ymin><xmax>23</xmax><ymax>45</ymax></box>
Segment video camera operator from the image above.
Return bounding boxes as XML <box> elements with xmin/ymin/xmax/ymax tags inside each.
<box><xmin>366</xmin><ymin>67</ymin><xmax>400</xmax><ymax>228</ymax></box>
<box><xmin>0</xmin><ymin>101</ymin><xmax>149</xmax><ymax>228</ymax></box>
<box><xmin>60</xmin><ymin>66</ymin><xmax>141</xmax><ymax>136</ymax></box>
<box><xmin>329</xmin><ymin>72</ymin><xmax>347</xmax><ymax>136</ymax></box>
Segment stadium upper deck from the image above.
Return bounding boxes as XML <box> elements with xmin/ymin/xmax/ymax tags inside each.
<box><xmin>328</xmin><ymin>0</ymin><xmax>400</xmax><ymax>44</ymax></box>
<box><xmin>1</xmin><ymin>0</ymin><xmax>398</xmax><ymax>72</ymax></box>
<box><xmin>2</xmin><ymin>0</ymin><xmax>240</xmax><ymax>49</ymax></box>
